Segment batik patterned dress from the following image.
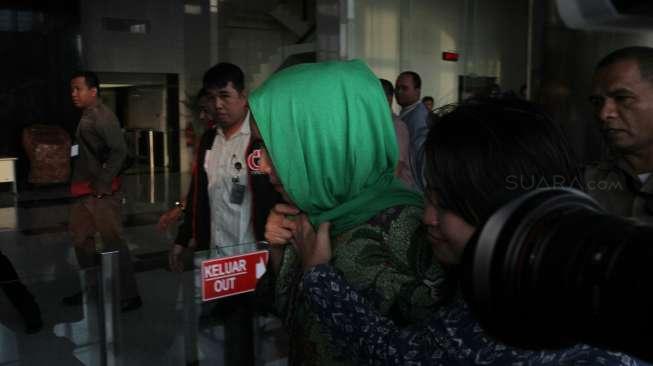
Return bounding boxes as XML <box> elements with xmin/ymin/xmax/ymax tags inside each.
<box><xmin>303</xmin><ymin>263</ymin><xmax>648</xmax><ymax>366</ymax></box>
<box><xmin>274</xmin><ymin>205</ymin><xmax>448</xmax><ymax>366</ymax></box>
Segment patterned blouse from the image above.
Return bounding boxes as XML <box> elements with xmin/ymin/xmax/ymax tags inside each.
<box><xmin>304</xmin><ymin>264</ymin><xmax>648</xmax><ymax>366</ymax></box>
<box><xmin>273</xmin><ymin>205</ymin><xmax>449</xmax><ymax>366</ymax></box>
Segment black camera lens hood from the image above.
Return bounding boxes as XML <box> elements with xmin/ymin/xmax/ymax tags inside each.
<box><xmin>463</xmin><ymin>188</ymin><xmax>602</xmax><ymax>327</ymax></box>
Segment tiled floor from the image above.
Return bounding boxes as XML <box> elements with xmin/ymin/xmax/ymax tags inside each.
<box><xmin>0</xmin><ymin>171</ymin><xmax>288</xmax><ymax>365</ymax></box>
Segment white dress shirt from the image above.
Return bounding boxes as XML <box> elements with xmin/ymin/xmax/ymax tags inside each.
<box><xmin>204</xmin><ymin>112</ymin><xmax>255</xmax><ymax>256</ymax></box>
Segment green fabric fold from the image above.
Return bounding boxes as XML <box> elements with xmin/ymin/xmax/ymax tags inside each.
<box><xmin>249</xmin><ymin>59</ymin><xmax>423</xmax><ymax>235</ymax></box>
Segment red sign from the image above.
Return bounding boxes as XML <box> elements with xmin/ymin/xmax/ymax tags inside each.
<box><xmin>442</xmin><ymin>51</ymin><xmax>460</xmax><ymax>62</ymax></box>
<box><xmin>201</xmin><ymin>250</ymin><xmax>269</xmax><ymax>301</ymax></box>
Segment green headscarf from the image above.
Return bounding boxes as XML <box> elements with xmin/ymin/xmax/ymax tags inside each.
<box><xmin>249</xmin><ymin>60</ymin><xmax>423</xmax><ymax>235</ymax></box>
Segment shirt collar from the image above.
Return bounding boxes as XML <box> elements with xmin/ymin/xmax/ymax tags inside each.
<box><xmin>216</xmin><ymin>110</ymin><xmax>251</xmax><ymax>138</ymax></box>
<box><xmin>82</xmin><ymin>100</ymin><xmax>101</xmax><ymax>114</ymax></box>
<box><xmin>606</xmin><ymin>156</ymin><xmax>653</xmax><ymax>193</ymax></box>
<box><xmin>399</xmin><ymin>100</ymin><xmax>422</xmax><ymax>117</ymax></box>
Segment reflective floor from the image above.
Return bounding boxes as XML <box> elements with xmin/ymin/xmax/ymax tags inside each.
<box><xmin>0</xmin><ymin>171</ymin><xmax>289</xmax><ymax>365</ymax></box>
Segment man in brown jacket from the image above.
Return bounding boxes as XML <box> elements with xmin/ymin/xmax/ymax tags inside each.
<box><xmin>63</xmin><ymin>71</ymin><xmax>141</xmax><ymax>311</ymax></box>
<box><xmin>586</xmin><ymin>47</ymin><xmax>653</xmax><ymax>225</ymax></box>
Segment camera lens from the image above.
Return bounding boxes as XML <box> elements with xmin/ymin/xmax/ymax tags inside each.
<box><xmin>463</xmin><ymin>188</ymin><xmax>653</xmax><ymax>360</ymax></box>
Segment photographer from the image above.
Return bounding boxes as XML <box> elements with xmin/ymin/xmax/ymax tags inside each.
<box><xmin>292</xmin><ymin>100</ymin><xmax>647</xmax><ymax>365</ymax></box>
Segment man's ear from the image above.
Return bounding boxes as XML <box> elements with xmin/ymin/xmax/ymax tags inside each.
<box><xmin>90</xmin><ymin>87</ymin><xmax>98</xmax><ymax>97</ymax></box>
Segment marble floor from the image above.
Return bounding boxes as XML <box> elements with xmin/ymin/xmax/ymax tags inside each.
<box><xmin>0</xmin><ymin>171</ymin><xmax>288</xmax><ymax>365</ymax></box>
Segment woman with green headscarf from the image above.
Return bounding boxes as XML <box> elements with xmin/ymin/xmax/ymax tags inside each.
<box><xmin>248</xmin><ymin>60</ymin><xmax>447</xmax><ymax>365</ymax></box>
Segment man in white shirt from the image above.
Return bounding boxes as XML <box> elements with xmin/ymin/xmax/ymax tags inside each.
<box><xmin>169</xmin><ymin>63</ymin><xmax>255</xmax><ymax>263</ymax></box>
<box><xmin>168</xmin><ymin>62</ymin><xmax>257</xmax><ymax>366</ymax></box>
<box><xmin>203</xmin><ymin>97</ymin><xmax>255</xmax><ymax>253</ymax></box>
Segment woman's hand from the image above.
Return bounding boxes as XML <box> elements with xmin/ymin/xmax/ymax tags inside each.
<box><xmin>294</xmin><ymin>215</ymin><xmax>332</xmax><ymax>271</ymax></box>
<box><xmin>265</xmin><ymin>204</ymin><xmax>300</xmax><ymax>246</ymax></box>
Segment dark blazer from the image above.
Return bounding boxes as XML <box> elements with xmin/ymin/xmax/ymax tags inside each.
<box><xmin>72</xmin><ymin>101</ymin><xmax>127</xmax><ymax>194</ymax></box>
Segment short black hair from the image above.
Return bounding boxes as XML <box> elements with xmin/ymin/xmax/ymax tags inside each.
<box><xmin>422</xmin><ymin>96</ymin><xmax>434</xmax><ymax>103</ymax></box>
<box><xmin>399</xmin><ymin>71</ymin><xmax>421</xmax><ymax>89</ymax></box>
<box><xmin>424</xmin><ymin>98</ymin><xmax>581</xmax><ymax>227</ymax></box>
<box><xmin>596</xmin><ymin>46</ymin><xmax>653</xmax><ymax>83</ymax></box>
<box><xmin>203</xmin><ymin>62</ymin><xmax>245</xmax><ymax>93</ymax></box>
<box><xmin>197</xmin><ymin>87</ymin><xmax>209</xmax><ymax>100</ymax></box>
<box><xmin>71</xmin><ymin>71</ymin><xmax>100</xmax><ymax>94</ymax></box>
<box><xmin>379</xmin><ymin>78</ymin><xmax>394</xmax><ymax>97</ymax></box>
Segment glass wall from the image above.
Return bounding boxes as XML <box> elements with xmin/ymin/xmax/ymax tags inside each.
<box><xmin>345</xmin><ymin>0</ymin><xmax>528</xmax><ymax>109</ymax></box>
